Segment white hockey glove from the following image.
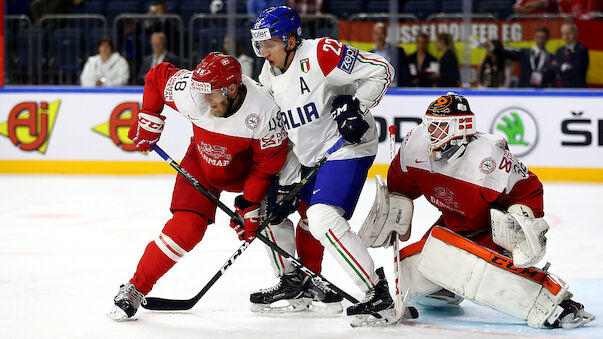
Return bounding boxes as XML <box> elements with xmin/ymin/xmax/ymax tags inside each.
<box><xmin>358</xmin><ymin>175</ymin><xmax>412</xmax><ymax>248</ymax></box>
<box><xmin>490</xmin><ymin>204</ymin><xmax>549</xmax><ymax>268</ymax></box>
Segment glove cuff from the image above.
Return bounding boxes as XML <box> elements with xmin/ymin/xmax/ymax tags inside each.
<box><xmin>138</xmin><ymin>112</ymin><xmax>165</xmax><ymax>133</ymax></box>
<box><xmin>235</xmin><ymin>195</ymin><xmax>259</xmax><ymax>211</ymax></box>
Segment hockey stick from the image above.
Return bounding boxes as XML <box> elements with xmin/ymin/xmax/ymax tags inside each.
<box><xmin>142</xmin><ymin>138</ymin><xmax>347</xmax><ymax>310</ymax></box>
<box><xmin>388</xmin><ymin>125</ymin><xmax>404</xmax><ymax>320</ymax></box>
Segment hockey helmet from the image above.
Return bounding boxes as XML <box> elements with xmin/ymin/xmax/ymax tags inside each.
<box><xmin>423</xmin><ymin>92</ymin><xmax>476</xmax><ymax>155</ymax></box>
<box><xmin>250</xmin><ymin>6</ymin><xmax>302</xmax><ymax>57</ymax></box>
<box><xmin>191</xmin><ymin>52</ymin><xmax>242</xmax><ymax>96</ymax></box>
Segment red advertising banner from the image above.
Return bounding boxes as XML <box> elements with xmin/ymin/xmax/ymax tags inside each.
<box><xmin>338</xmin><ymin>18</ymin><xmax>603</xmax><ymax>86</ymax></box>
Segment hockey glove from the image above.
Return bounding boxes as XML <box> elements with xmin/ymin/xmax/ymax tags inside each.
<box><xmin>267</xmin><ymin>182</ymin><xmax>299</xmax><ymax>225</ymax></box>
<box><xmin>331</xmin><ymin>95</ymin><xmax>369</xmax><ymax>144</ymax></box>
<box><xmin>230</xmin><ymin>195</ymin><xmax>261</xmax><ymax>242</ymax></box>
<box><xmin>128</xmin><ymin>112</ymin><xmax>166</xmax><ymax>152</ymax></box>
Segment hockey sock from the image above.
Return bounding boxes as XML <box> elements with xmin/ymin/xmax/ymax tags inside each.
<box><xmin>296</xmin><ymin>218</ymin><xmax>324</xmax><ymax>273</ymax></box>
<box><xmin>130</xmin><ymin>211</ymin><xmax>208</xmax><ymax>295</ymax></box>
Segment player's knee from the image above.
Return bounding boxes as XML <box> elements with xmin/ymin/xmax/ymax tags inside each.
<box><xmin>162</xmin><ymin>210</ymin><xmax>208</xmax><ymax>252</ymax></box>
<box><xmin>306</xmin><ymin>203</ymin><xmax>349</xmax><ymax>242</ymax></box>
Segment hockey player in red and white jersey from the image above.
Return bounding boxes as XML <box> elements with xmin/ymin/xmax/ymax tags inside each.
<box><xmin>249</xmin><ymin>6</ymin><xmax>416</xmax><ymax>326</ymax></box>
<box><xmin>359</xmin><ymin>92</ymin><xmax>594</xmax><ymax>329</ymax></box>
<box><xmin>107</xmin><ymin>52</ymin><xmax>288</xmax><ymax>321</ymax></box>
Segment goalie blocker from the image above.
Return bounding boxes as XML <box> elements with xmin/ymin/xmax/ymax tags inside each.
<box><xmin>400</xmin><ymin>226</ymin><xmax>594</xmax><ymax>328</ymax></box>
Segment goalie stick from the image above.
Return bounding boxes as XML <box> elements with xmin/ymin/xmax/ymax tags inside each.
<box><xmin>388</xmin><ymin>125</ymin><xmax>404</xmax><ymax>320</ymax></box>
<box><xmin>142</xmin><ymin>138</ymin><xmax>348</xmax><ymax>310</ymax></box>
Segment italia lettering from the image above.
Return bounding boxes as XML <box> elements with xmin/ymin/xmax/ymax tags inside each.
<box><xmin>280</xmin><ymin>102</ymin><xmax>319</xmax><ymax>130</ymax></box>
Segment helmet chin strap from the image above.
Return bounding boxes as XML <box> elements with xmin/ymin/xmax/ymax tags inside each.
<box><xmin>221</xmin><ymin>84</ymin><xmax>246</xmax><ymax>118</ymax></box>
<box><xmin>280</xmin><ymin>38</ymin><xmax>301</xmax><ymax>73</ymax></box>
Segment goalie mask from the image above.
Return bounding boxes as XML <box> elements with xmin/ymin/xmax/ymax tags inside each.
<box><xmin>423</xmin><ymin>92</ymin><xmax>476</xmax><ymax>161</ymax></box>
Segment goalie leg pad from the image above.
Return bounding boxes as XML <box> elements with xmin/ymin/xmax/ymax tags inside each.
<box><xmin>358</xmin><ymin>175</ymin><xmax>413</xmax><ymax>248</ymax></box>
<box><xmin>398</xmin><ymin>239</ymin><xmax>459</xmax><ymax>307</ymax></box>
<box><xmin>307</xmin><ymin>203</ymin><xmax>378</xmax><ymax>292</ymax></box>
<box><xmin>261</xmin><ymin>218</ymin><xmax>297</xmax><ymax>276</ymax></box>
<box><xmin>417</xmin><ymin>227</ymin><xmax>569</xmax><ymax>328</ymax></box>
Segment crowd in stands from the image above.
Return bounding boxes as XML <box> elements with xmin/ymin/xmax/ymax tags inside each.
<box><xmin>4</xmin><ymin>0</ymin><xmax>600</xmax><ymax>87</ymax></box>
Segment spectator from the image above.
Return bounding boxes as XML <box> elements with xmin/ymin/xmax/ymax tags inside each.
<box><xmin>557</xmin><ymin>0</ymin><xmax>601</xmax><ymax>19</ymax></box>
<box><xmin>370</xmin><ymin>22</ymin><xmax>411</xmax><ymax>87</ymax></box>
<box><xmin>491</xmin><ymin>27</ymin><xmax>553</xmax><ymax>87</ymax></box>
<box><xmin>408</xmin><ymin>33</ymin><xmax>438</xmax><ymax>87</ymax></box>
<box><xmin>145</xmin><ymin>1</ymin><xmax>180</xmax><ymax>54</ymax></box>
<box><xmin>136</xmin><ymin>32</ymin><xmax>180</xmax><ymax>85</ymax></box>
<box><xmin>479</xmin><ymin>40</ymin><xmax>513</xmax><ymax>88</ymax></box>
<box><xmin>513</xmin><ymin>0</ymin><xmax>558</xmax><ymax>14</ymax></box>
<box><xmin>434</xmin><ymin>32</ymin><xmax>460</xmax><ymax>87</ymax></box>
<box><xmin>551</xmin><ymin>21</ymin><xmax>589</xmax><ymax>87</ymax></box>
<box><xmin>247</xmin><ymin>0</ymin><xmax>287</xmax><ymax>17</ymax></box>
<box><xmin>222</xmin><ymin>36</ymin><xmax>254</xmax><ymax>78</ymax></box>
<box><xmin>80</xmin><ymin>37</ymin><xmax>129</xmax><ymax>87</ymax></box>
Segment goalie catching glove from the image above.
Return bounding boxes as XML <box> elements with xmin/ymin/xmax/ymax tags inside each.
<box><xmin>490</xmin><ymin>204</ymin><xmax>549</xmax><ymax>268</ymax></box>
<box><xmin>230</xmin><ymin>195</ymin><xmax>261</xmax><ymax>242</ymax></box>
<box><xmin>331</xmin><ymin>95</ymin><xmax>369</xmax><ymax>144</ymax></box>
<box><xmin>128</xmin><ymin>112</ymin><xmax>166</xmax><ymax>152</ymax></box>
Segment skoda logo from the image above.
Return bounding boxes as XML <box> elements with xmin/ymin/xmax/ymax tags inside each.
<box><xmin>490</xmin><ymin>107</ymin><xmax>538</xmax><ymax>157</ymax></box>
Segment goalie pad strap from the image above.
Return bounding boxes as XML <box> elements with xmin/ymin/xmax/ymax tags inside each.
<box><xmin>417</xmin><ymin>227</ymin><xmax>567</xmax><ymax>327</ymax></box>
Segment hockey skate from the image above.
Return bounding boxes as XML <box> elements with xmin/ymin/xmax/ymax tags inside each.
<box><xmin>250</xmin><ymin>271</ymin><xmax>309</xmax><ymax>313</ymax></box>
<box><xmin>545</xmin><ymin>298</ymin><xmax>595</xmax><ymax>329</ymax></box>
<box><xmin>107</xmin><ymin>282</ymin><xmax>146</xmax><ymax>321</ymax></box>
<box><xmin>302</xmin><ymin>277</ymin><xmax>344</xmax><ymax>314</ymax></box>
<box><xmin>347</xmin><ymin>267</ymin><xmax>417</xmax><ymax>327</ymax></box>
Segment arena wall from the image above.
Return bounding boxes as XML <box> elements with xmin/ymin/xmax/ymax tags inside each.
<box><xmin>1</xmin><ymin>87</ymin><xmax>601</xmax><ymax>182</ymax></box>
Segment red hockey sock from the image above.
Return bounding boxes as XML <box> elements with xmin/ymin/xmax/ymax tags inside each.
<box><xmin>296</xmin><ymin>202</ymin><xmax>324</xmax><ymax>273</ymax></box>
<box><xmin>130</xmin><ymin>211</ymin><xmax>208</xmax><ymax>295</ymax></box>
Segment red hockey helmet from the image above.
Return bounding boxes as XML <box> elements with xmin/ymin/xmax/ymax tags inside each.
<box><xmin>191</xmin><ymin>52</ymin><xmax>242</xmax><ymax>95</ymax></box>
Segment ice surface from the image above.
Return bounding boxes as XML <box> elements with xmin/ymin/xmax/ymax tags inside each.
<box><xmin>1</xmin><ymin>175</ymin><xmax>601</xmax><ymax>338</ymax></box>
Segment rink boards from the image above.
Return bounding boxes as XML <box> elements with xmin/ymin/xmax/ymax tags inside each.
<box><xmin>0</xmin><ymin>87</ymin><xmax>601</xmax><ymax>182</ymax></box>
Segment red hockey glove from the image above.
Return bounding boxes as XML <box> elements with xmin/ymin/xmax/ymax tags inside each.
<box><xmin>230</xmin><ymin>195</ymin><xmax>261</xmax><ymax>242</ymax></box>
<box><xmin>128</xmin><ymin>112</ymin><xmax>166</xmax><ymax>152</ymax></box>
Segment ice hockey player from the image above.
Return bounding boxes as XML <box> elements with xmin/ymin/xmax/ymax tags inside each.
<box><xmin>359</xmin><ymin>92</ymin><xmax>595</xmax><ymax>329</ymax></box>
<box><xmin>250</xmin><ymin>6</ymin><xmax>416</xmax><ymax>326</ymax></box>
<box><xmin>107</xmin><ymin>52</ymin><xmax>289</xmax><ymax>320</ymax></box>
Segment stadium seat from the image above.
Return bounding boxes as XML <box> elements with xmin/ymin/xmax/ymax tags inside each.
<box><xmin>325</xmin><ymin>0</ymin><xmax>363</xmax><ymax>19</ymax></box>
<box><xmin>365</xmin><ymin>0</ymin><xmax>390</xmax><ymax>13</ymax></box>
<box><xmin>479</xmin><ymin>0</ymin><xmax>514</xmax><ymax>19</ymax></box>
<box><xmin>106</xmin><ymin>1</ymin><xmax>141</xmax><ymax>26</ymax></box>
<box><xmin>51</xmin><ymin>28</ymin><xmax>84</xmax><ymax>84</ymax></box>
<box><xmin>180</xmin><ymin>0</ymin><xmax>212</xmax><ymax>27</ymax></box>
<box><xmin>403</xmin><ymin>0</ymin><xmax>439</xmax><ymax>21</ymax></box>
<box><xmin>69</xmin><ymin>1</ymin><xmax>105</xmax><ymax>15</ymax></box>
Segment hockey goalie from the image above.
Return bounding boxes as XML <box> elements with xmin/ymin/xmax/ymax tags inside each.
<box><xmin>359</xmin><ymin>92</ymin><xmax>594</xmax><ymax>329</ymax></box>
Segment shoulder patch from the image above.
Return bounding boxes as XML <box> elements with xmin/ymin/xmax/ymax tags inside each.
<box><xmin>337</xmin><ymin>44</ymin><xmax>359</xmax><ymax>74</ymax></box>
<box><xmin>317</xmin><ymin>37</ymin><xmax>345</xmax><ymax>76</ymax></box>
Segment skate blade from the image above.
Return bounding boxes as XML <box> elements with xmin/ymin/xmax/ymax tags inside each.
<box><xmin>350</xmin><ymin>307</ymin><xmax>398</xmax><ymax>328</ymax></box>
<box><xmin>107</xmin><ymin>306</ymin><xmax>136</xmax><ymax>322</ymax></box>
<box><xmin>250</xmin><ymin>298</ymin><xmax>309</xmax><ymax>314</ymax></box>
<box><xmin>559</xmin><ymin>311</ymin><xmax>596</xmax><ymax>329</ymax></box>
<box><xmin>304</xmin><ymin>298</ymin><xmax>343</xmax><ymax>315</ymax></box>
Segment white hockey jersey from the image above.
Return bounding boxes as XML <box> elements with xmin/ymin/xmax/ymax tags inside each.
<box><xmin>388</xmin><ymin>124</ymin><xmax>544</xmax><ymax>233</ymax></box>
<box><xmin>140</xmin><ymin>62</ymin><xmax>287</xmax><ymax>203</ymax></box>
<box><xmin>259</xmin><ymin>37</ymin><xmax>395</xmax><ymax>168</ymax></box>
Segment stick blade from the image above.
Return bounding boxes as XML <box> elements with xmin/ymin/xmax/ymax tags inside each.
<box><xmin>141</xmin><ymin>296</ymin><xmax>197</xmax><ymax>311</ymax></box>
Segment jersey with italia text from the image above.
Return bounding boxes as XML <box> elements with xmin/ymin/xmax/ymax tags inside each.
<box><xmin>387</xmin><ymin>124</ymin><xmax>544</xmax><ymax>234</ymax></box>
<box><xmin>140</xmin><ymin>62</ymin><xmax>287</xmax><ymax>203</ymax></box>
<box><xmin>259</xmin><ymin>37</ymin><xmax>394</xmax><ymax>168</ymax></box>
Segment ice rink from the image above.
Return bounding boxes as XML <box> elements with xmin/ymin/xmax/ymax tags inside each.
<box><xmin>2</xmin><ymin>174</ymin><xmax>602</xmax><ymax>339</ymax></box>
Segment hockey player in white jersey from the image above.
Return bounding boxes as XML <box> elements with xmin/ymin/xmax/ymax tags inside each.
<box><xmin>359</xmin><ymin>92</ymin><xmax>594</xmax><ymax>329</ymax></box>
<box><xmin>250</xmin><ymin>6</ymin><xmax>415</xmax><ymax>326</ymax></box>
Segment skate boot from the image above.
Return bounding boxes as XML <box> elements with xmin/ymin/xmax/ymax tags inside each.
<box><xmin>250</xmin><ymin>271</ymin><xmax>309</xmax><ymax>313</ymax></box>
<box><xmin>303</xmin><ymin>277</ymin><xmax>343</xmax><ymax>314</ymax></box>
<box><xmin>545</xmin><ymin>298</ymin><xmax>595</xmax><ymax>329</ymax></box>
<box><xmin>347</xmin><ymin>267</ymin><xmax>414</xmax><ymax>327</ymax></box>
<box><xmin>107</xmin><ymin>282</ymin><xmax>146</xmax><ymax>321</ymax></box>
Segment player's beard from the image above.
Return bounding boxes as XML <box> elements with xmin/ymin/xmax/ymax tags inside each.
<box><xmin>209</xmin><ymin>99</ymin><xmax>231</xmax><ymax>117</ymax></box>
